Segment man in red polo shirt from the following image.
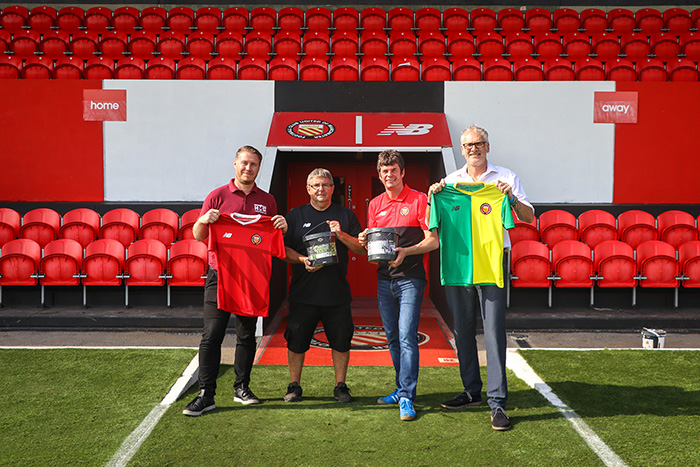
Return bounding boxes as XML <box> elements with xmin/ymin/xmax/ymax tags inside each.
<box><xmin>183</xmin><ymin>145</ymin><xmax>288</xmax><ymax>417</ymax></box>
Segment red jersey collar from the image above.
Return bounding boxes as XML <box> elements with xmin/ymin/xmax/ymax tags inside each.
<box><xmin>382</xmin><ymin>183</ymin><xmax>412</xmax><ymax>203</ymax></box>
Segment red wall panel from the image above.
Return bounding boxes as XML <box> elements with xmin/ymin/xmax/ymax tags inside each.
<box><xmin>614</xmin><ymin>82</ymin><xmax>700</xmax><ymax>204</ymax></box>
<box><xmin>0</xmin><ymin>80</ymin><xmax>104</xmax><ymax>202</ymax></box>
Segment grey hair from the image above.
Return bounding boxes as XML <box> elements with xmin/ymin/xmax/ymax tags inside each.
<box><xmin>461</xmin><ymin>126</ymin><xmax>489</xmax><ymax>143</ymax></box>
<box><xmin>307</xmin><ymin>168</ymin><xmax>333</xmax><ymax>185</ymax></box>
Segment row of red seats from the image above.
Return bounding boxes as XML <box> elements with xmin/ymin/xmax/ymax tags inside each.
<box><xmin>510</xmin><ymin>239</ymin><xmax>700</xmax><ymax>308</ymax></box>
<box><xmin>3</xmin><ymin>6</ymin><xmax>700</xmax><ymax>37</ymax></box>
<box><xmin>511</xmin><ymin>209</ymin><xmax>700</xmax><ymax>250</ymax></box>
<box><xmin>0</xmin><ymin>207</ymin><xmax>200</xmax><ymax>249</ymax></box>
<box><xmin>3</xmin><ymin>55</ymin><xmax>699</xmax><ymax>82</ymax></box>
<box><xmin>0</xmin><ymin>237</ymin><xmax>206</xmax><ymax>307</ymax></box>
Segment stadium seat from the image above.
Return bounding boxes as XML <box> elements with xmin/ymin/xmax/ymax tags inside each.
<box><xmin>417</xmin><ymin>32</ymin><xmax>447</xmax><ymax>58</ymax></box>
<box><xmin>552</xmin><ymin>8</ymin><xmax>580</xmax><ymax>36</ymax></box>
<box><xmin>124</xmin><ymin>239</ymin><xmax>168</xmax><ymax>306</ymax></box>
<box><xmin>60</xmin><ymin>208</ymin><xmax>100</xmax><ymax>248</ymax></box>
<box><xmin>139</xmin><ymin>6</ymin><xmax>166</xmax><ymax>33</ymax></box>
<box><xmin>608</xmin><ymin>8</ymin><xmax>635</xmax><ymax>36</ymax></box>
<box><xmin>562</xmin><ymin>32</ymin><xmax>592</xmax><ymax>60</ymax></box>
<box><xmin>679</xmin><ymin>240</ymin><xmax>700</xmax><ymax>288</ymax></box>
<box><xmin>112</xmin><ymin>6</ymin><xmax>139</xmax><ymax>34</ymax></box>
<box><xmin>360</xmin><ymin>56</ymin><xmax>389</xmax><ymax>81</ymax></box>
<box><xmin>636</xmin><ymin>240</ymin><xmax>680</xmax><ymax>289</ymax></box>
<box><xmin>70</xmin><ymin>30</ymin><xmax>100</xmax><ymax>61</ymax></box>
<box><xmin>222</xmin><ymin>7</ymin><xmax>249</xmax><ymax>35</ymax></box>
<box><xmin>636</xmin><ymin>8</ymin><xmax>664</xmax><ymax>35</ymax></box>
<box><xmin>329</xmin><ymin>57</ymin><xmax>359</xmax><ymax>81</ymax></box>
<box><xmin>0</xmin><ymin>208</ymin><xmax>21</xmax><ymax>248</ymax></box>
<box><xmin>166</xmin><ymin>239</ymin><xmax>207</xmax><ymax>307</ymax></box>
<box><xmin>0</xmin><ymin>239</ymin><xmax>42</xmax><ymax>291</ymax></box>
<box><xmin>331</xmin><ymin>31</ymin><xmax>359</xmax><ymax>58</ymax></box>
<box><xmin>333</xmin><ymin>7</ymin><xmax>359</xmax><ymax>32</ymax></box>
<box><xmin>544</xmin><ymin>58</ymin><xmax>574</xmax><ymax>81</ymax></box>
<box><xmin>1</xmin><ymin>5</ymin><xmax>29</xmax><ymax>33</ymax></box>
<box><xmin>273</xmin><ymin>31</ymin><xmax>302</xmax><ymax>59</ymax></box>
<box><xmin>391</xmin><ymin>57</ymin><xmax>420</xmax><ymax>81</ymax></box>
<box><xmin>28</xmin><ymin>5</ymin><xmax>56</xmax><ymax>33</ymax></box>
<box><xmin>692</xmin><ymin>8</ymin><xmax>700</xmax><ymax>31</ymax></box>
<box><xmin>657</xmin><ymin>210</ymin><xmax>698</xmax><ymax>250</ymax></box>
<box><xmin>85</xmin><ymin>6</ymin><xmax>112</xmax><ymax>33</ymax></box>
<box><xmin>650</xmin><ymin>32</ymin><xmax>681</xmax><ymax>61</ymax></box>
<box><xmin>82</xmin><ymin>238</ymin><xmax>125</xmax><ymax>306</ymax></box>
<box><xmin>415</xmin><ymin>7</ymin><xmax>441</xmax><ymax>33</ymax></box>
<box><xmin>178</xmin><ymin>209</ymin><xmax>200</xmax><ymax>241</ymax></box>
<box><xmin>664</xmin><ymin>8</ymin><xmax>692</xmax><ymax>35</ymax></box>
<box><xmin>388</xmin><ymin>7</ymin><xmax>414</xmax><ymax>32</ymax></box>
<box><xmin>579</xmin><ymin>8</ymin><xmax>607</xmax><ymax>36</ymax></box>
<box><xmin>22</xmin><ymin>56</ymin><xmax>53</xmax><ymax>79</ymax></box>
<box><xmin>510</xmin><ymin>240</ymin><xmax>552</xmax><ymax>288</ymax></box>
<box><xmin>636</xmin><ymin>59</ymin><xmax>667</xmax><ymax>82</ymax></box>
<box><xmin>680</xmin><ymin>32</ymin><xmax>700</xmax><ymax>61</ymax></box>
<box><xmin>578</xmin><ymin>210</ymin><xmax>617</xmax><ymax>248</ymax></box>
<box><xmin>360</xmin><ymin>7</ymin><xmax>387</xmax><ymax>32</ymax></box>
<box><xmin>551</xmin><ymin>240</ymin><xmax>594</xmax><ymax>289</ymax></box>
<box><xmin>452</xmin><ymin>57</ymin><xmax>482</xmax><ymax>80</ymax></box>
<box><xmin>206</xmin><ymin>57</ymin><xmax>236</xmax><ymax>80</ymax></box>
<box><xmin>667</xmin><ymin>58</ymin><xmax>699</xmax><ymax>81</ymax></box>
<box><xmin>250</xmin><ymin>6</ymin><xmax>276</xmax><ymax>34</ymax></box>
<box><xmin>524</xmin><ymin>8</ymin><xmax>553</xmax><ymax>35</ymax></box>
<box><xmin>244</xmin><ymin>30</ymin><xmax>273</xmax><ymax>59</ymax></box>
<box><xmin>305</xmin><ymin>7</ymin><xmax>331</xmax><ymax>32</ymax></box>
<box><xmin>299</xmin><ymin>57</ymin><xmax>328</xmax><ymax>80</ymax></box>
<box><xmin>176</xmin><ymin>57</ymin><xmax>206</xmax><ymax>80</ymax></box>
<box><xmin>115</xmin><ymin>57</ymin><xmax>145</xmax><ymax>79</ymax></box>
<box><xmin>99</xmin><ymin>208</ymin><xmax>140</xmax><ymax>247</ymax></box>
<box><xmin>195</xmin><ymin>7</ymin><xmax>222</xmax><ymax>34</ymax></box>
<box><xmin>470</xmin><ymin>8</ymin><xmax>497</xmax><ymax>33</ymax></box>
<box><xmin>268</xmin><ymin>56</ymin><xmax>298</xmax><ymax>80</ymax></box>
<box><xmin>475</xmin><ymin>32</ymin><xmax>505</xmax><ymax>59</ymax></box>
<box><xmin>0</xmin><ymin>55</ymin><xmax>21</xmax><ymax>79</ymax></box>
<box><xmin>498</xmin><ymin>8</ymin><xmax>525</xmax><ymax>35</ymax></box>
<box><xmin>505</xmin><ymin>32</ymin><xmax>535</xmax><ymax>59</ymax></box>
<box><xmin>238</xmin><ymin>56</ymin><xmax>267</xmax><ymax>80</ymax></box>
<box><xmin>85</xmin><ymin>57</ymin><xmax>115</xmax><ymax>79</ymax></box>
<box><xmin>539</xmin><ymin>209</ymin><xmax>577</xmax><ymax>247</ymax></box>
<box><xmin>513</xmin><ymin>58</ymin><xmax>544</xmax><ymax>80</ymax></box>
<box><xmin>98</xmin><ymin>30</ymin><xmax>128</xmax><ymax>61</ymax></box>
<box><xmin>156</xmin><ymin>31</ymin><xmax>187</xmax><ymax>60</ymax></box>
<box><xmin>509</xmin><ymin>214</ymin><xmax>538</xmax><ymax>244</ymax></box>
<box><xmin>446</xmin><ymin>32</ymin><xmax>476</xmax><ymax>59</ymax></box>
<box><xmin>483</xmin><ymin>57</ymin><xmax>512</xmax><ymax>80</ymax></box>
<box><xmin>443</xmin><ymin>8</ymin><xmax>469</xmax><ymax>33</ymax></box>
<box><xmin>606</xmin><ymin>58</ymin><xmax>636</xmax><ymax>82</ymax></box>
<box><xmin>591</xmin><ymin>33</ymin><xmax>621</xmax><ymax>61</ymax></box>
<box><xmin>617</xmin><ymin>210</ymin><xmax>658</xmax><ymax>249</ymax></box>
<box><xmin>421</xmin><ymin>57</ymin><xmax>451</xmax><ymax>81</ymax></box>
<box><xmin>360</xmin><ymin>31</ymin><xmax>389</xmax><ymax>57</ymax></box>
<box><xmin>53</xmin><ymin>56</ymin><xmax>83</xmax><ymax>79</ymax></box>
<box><xmin>186</xmin><ymin>31</ymin><xmax>215</xmax><ymax>60</ymax></box>
<box><xmin>139</xmin><ymin>209</ymin><xmax>179</xmax><ymax>246</ymax></box>
<box><xmin>215</xmin><ymin>31</ymin><xmax>244</xmax><ymax>60</ymax></box>
<box><xmin>127</xmin><ymin>30</ymin><xmax>157</xmax><ymax>60</ymax></box>
<box><xmin>20</xmin><ymin>208</ymin><xmax>60</xmax><ymax>248</ymax></box>
<box><xmin>575</xmin><ymin>58</ymin><xmax>605</xmax><ymax>81</ymax></box>
<box><xmin>10</xmin><ymin>30</ymin><xmax>41</xmax><ymax>60</ymax></box>
<box><xmin>39</xmin><ymin>30</ymin><xmax>70</xmax><ymax>60</ymax></box>
<box><xmin>389</xmin><ymin>32</ymin><xmax>417</xmax><ymax>58</ymax></box>
<box><xmin>0</xmin><ymin>29</ymin><xmax>10</xmax><ymax>53</ymax></box>
<box><xmin>303</xmin><ymin>31</ymin><xmax>331</xmax><ymax>58</ymax></box>
<box><xmin>278</xmin><ymin>7</ymin><xmax>303</xmax><ymax>33</ymax></box>
<box><xmin>167</xmin><ymin>6</ymin><xmax>195</xmax><ymax>35</ymax></box>
<box><xmin>620</xmin><ymin>33</ymin><xmax>650</xmax><ymax>62</ymax></box>
<box><xmin>593</xmin><ymin>240</ymin><xmax>637</xmax><ymax>304</ymax></box>
<box><xmin>56</xmin><ymin>6</ymin><xmax>84</xmax><ymax>34</ymax></box>
<box><xmin>533</xmin><ymin>32</ymin><xmax>563</xmax><ymax>60</ymax></box>
<box><xmin>39</xmin><ymin>238</ymin><xmax>83</xmax><ymax>305</ymax></box>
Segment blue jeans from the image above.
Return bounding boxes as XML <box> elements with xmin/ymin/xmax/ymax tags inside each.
<box><xmin>377</xmin><ymin>277</ymin><xmax>426</xmax><ymax>401</ymax></box>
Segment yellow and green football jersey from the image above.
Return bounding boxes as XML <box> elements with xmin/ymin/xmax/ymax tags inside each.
<box><xmin>429</xmin><ymin>183</ymin><xmax>515</xmax><ymax>287</ymax></box>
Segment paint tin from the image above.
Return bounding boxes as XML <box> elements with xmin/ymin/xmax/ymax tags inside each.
<box><xmin>303</xmin><ymin>231</ymin><xmax>338</xmax><ymax>266</ymax></box>
<box><xmin>641</xmin><ymin>328</ymin><xmax>666</xmax><ymax>349</ymax></box>
<box><xmin>367</xmin><ymin>227</ymin><xmax>399</xmax><ymax>263</ymax></box>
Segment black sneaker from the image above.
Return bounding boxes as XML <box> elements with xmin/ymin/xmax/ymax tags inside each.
<box><xmin>182</xmin><ymin>390</ymin><xmax>216</xmax><ymax>416</ymax></box>
<box><xmin>441</xmin><ymin>391</ymin><xmax>482</xmax><ymax>409</ymax></box>
<box><xmin>491</xmin><ymin>407</ymin><xmax>512</xmax><ymax>431</ymax></box>
<box><xmin>333</xmin><ymin>382</ymin><xmax>353</xmax><ymax>403</ymax></box>
<box><xmin>234</xmin><ymin>386</ymin><xmax>260</xmax><ymax>405</ymax></box>
<box><xmin>284</xmin><ymin>382</ymin><xmax>303</xmax><ymax>402</ymax></box>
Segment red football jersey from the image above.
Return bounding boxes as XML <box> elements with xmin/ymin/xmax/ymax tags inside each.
<box><xmin>208</xmin><ymin>213</ymin><xmax>285</xmax><ymax>317</ymax></box>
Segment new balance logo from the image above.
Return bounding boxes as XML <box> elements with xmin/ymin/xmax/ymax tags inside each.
<box><xmin>223</xmin><ymin>232</ymin><xmax>233</xmax><ymax>238</ymax></box>
<box><xmin>303</xmin><ymin>223</ymin><xmax>312</xmax><ymax>228</ymax></box>
<box><xmin>378</xmin><ymin>124</ymin><xmax>433</xmax><ymax>136</ymax></box>
<box><xmin>452</xmin><ymin>206</ymin><xmax>461</xmax><ymax>211</ymax></box>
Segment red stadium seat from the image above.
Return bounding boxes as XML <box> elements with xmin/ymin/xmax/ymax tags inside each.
<box><xmin>28</xmin><ymin>6</ymin><xmax>56</xmax><ymax>33</ymax></box>
<box><xmin>215</xmin><ymin>31</ymin><xmax>244</xmax><ymax>60</ymax></box>
<box><xmin>636</xmin><ymin>59</ymin><xmax>667</xmax><ymax>82</ymax></box>
<box><xmin>274</xmin><ymin>31</ymin><xmax>302</xmax><ymax>59</ymax></box>
<box><xmin>650</xmin><ymin>32</ymin><xmax>681</xmax><ymax>61</ymax></box>
<box><xmin>222</xmin><ymin>7</ymin><xmax>248</xmax><ymax>35</ymax></box>
<box><xmin>127</xmin><ymin>30</ymin><xmax>157</xmax><ymax>60</ymax></box>
<box><xmin>443</xmin><ymin>8</ymin><xmax>469</xmax><ymax>33</ymax></box>
<box><xmin>85</xmin><ymin>57</ymin><xmax>115</xmax><ymax>79</ymax></box>
<box><xmin>388</xmin><ymin>7</ymin><xmax>414</xmax><ymax>32</ymax></box>
<box><xmin>498</xmin><ymin>8</ymin><xmax>525</xmax><ymax>35</ymax></box>
<box><xmin>278</xmin><ymin>7</ymin><xmax>303</xmax><ymax>33</ymax></box>
<box><xmin>139</xmin><ymin>209</ymin><xmax>179</xmax><ymax>245</ymax></box>
<box><xmin>657</xmin><ymin>210</ymin><xmax>698</xmax><ymax>250</ymax></box>
<box><xmin>82</xmin><ymin>239</ymin><xmax>125</xmax><ymax>306</ymax></box>
<box><xmin>250</xmin><ymin>7</ymin><xmax>276</xmax><ymax>34</ymax></box>
<box><xmin>56</xmin><ymin>6</ymin><xmax>84</xmax><ymax>34</ymax></box>
<box><xmin>85</xmin><ymin>6</ymin><xmax>112</xmax><ymax>33</ymax></box>
<box><xmin>20</xmin><ymin>208</ymin><xmax>60</xmax><ymax>248</ymax></box>
<box><xmin>22</xmin><ymin>56</ymin><xmax>53</xmax><ymax>79</ymax></box>
<box><xmin>667</xmin><ymin>58</ymin><xmax>699</xmax><ymax>82</ymax></box>
<box><xmin>539</xmin><ymin>209</ymin><xmax>577</xmax><ymax>247</ymax></box>
<box><xmin>505</xmin><ymin>32</ymin><xmax>534</xmax><ymax>59</ymax></box>
<box><xmin>446</xmin><ymin>32</ymin><xmax>476</xmax><ymax>60</ymax></box>
<box><xmin>562</xmin><ymin>32</ymin><xmax>592</xmax><ymax>60</ymax></box>
<box><xmin>580</xmin><ymin>8</ymin><xmax>607</xmax><ymax>36</ymax></box>
<box><xmin>509</xmin><ymin>214</ymin><xmax>538</xmax><ymax>244</ymax></box>
<box><xmin>513</xmin><ymin>58</ymin><xmax>544</xmax><ymax>81</ymax></box>
<box><xmin>575</xmin><ymin>58</ymin><xmax>605</xmax><ymax>81</ymax></box>
<box><xmin>680</xmin><ymin>32</ymin><xmax>700</xmax><ymax>61</ymax></box>
<box><xmin>329</xmin><ymin>57</ymin><xmax>359</xmax><ymax>81</ymax></box>
<box><xmin>510</xmin><ymin>240</ymin><xmax>552</xmax><ymax>288</ymax></box>
<box><xmin>0</xmin><ymin>238</ymin><xmax>42</xmax><ymax>289</ymax></box>
<box><xmin>415</xmin><ymin>8</ymin><xmax>441</xmax><ymax>33</ymax></box>
<box><xmin>551</xmin><ymin>240</ymin><xmax>594</xmax><ymax>288</ymax></box>
<box><xmin>0</xmin><ymin>208</ymin><xmax>21</xmax><ymax>248</ymax></box>
<box><xmin>206</xmin><ymin>57</ymin><xmax>236</xmax><ymax>80</ymax></box>
<box><xmin>39</xmin><ymin>238</ymin><xmax>83</xmax><ymax>305</ymax></box>
<box><xmin>452</xmin><ymin>57</ymin><xmax>482</xmax><ymax>80</ymax></box>
<box><xmin>552</xmin><ymin>8</ymin><xmax>580</xmax><ymax>36</ymax></box>
<box><xmin>113</xmin><ymin>6</ymin><xmax>139</xmax><ymax>34</ymax></box>
<box><xmin>421</xmin><ymin>57</ymin><xmax>451</xmax><ymax>81</ymax></box>
<box><xmin>305</xmin><ymin>7</ymin><xmax>331</xmax><ymax>32</ymax></box>
<box><xmin>636</xmin><ymin>8</ymin><xmax>664</xmax><ymax>35</ymax></box>
<box><xmin>618</xmin><ymin>210</ymin><xmax>658</xmax><ymax>249</ymax></box>
<box><xmin>578</xmin><ymin>210</ymin><xmax>617</xmax><ymax>248</ymax></box>
<box><xmin>470</xmin><ymin>8</ymin><xmax>497</xmax><ymax>33</ymax></box>
<box><xmin>269</xmin><ymin>56</ymin><xmax>298</xmax><ymax>80</ymax></box>
<box><xmin>139</xmin><ymin>6</ymin><xmax>166</xmax><ymax>33</ymax></box>
<box><xmin>167</xmin><ymin>6</ymin><xmax>195</xmax><ymax>35</ymax></box>
<box><xmin>0</xmin><ymin>30</ymin><xmax>11</xmax><ymax>53</ymax></box>
<box><xmin>606</xmin><ymin>58</ymin><xmax>636</xmax><ymax>82</ymax></box>
<box><xmin>608</xmin><ymin>8</ymin><xmax>635</xmax><ymax>36</ymax></box>
<box><xmin>60</xmin><ymin>208</ymin><xmax>100</xmax><ymax>248</ymax></box>
<box><xmin>244</xmin><ymin>30</ymin><xmax>273</xmax><ymax>59</ymax></box>
<box><xmin>1</xmin><ymin>5</ymin><xmax>29</xmax><ymax>33</ymax></box>
<box><xmin>100</xmin><ymin>208</ymin><xmax>140</xmax><ymax>247</ymax></box>
<box><xmin>620</xmin><ymin>33</ymin><xmax>650</xmax><ymax>62</ymax></box>
<box><xmin>360</xmin><ymin>7</ymin><xmax>387</xmax><ymax>32</ymax></box>
<box><xmin>70</xmin><ymin>30</ymin><xmax>100</xmax><ymax>60</ymax></box>
<box><xmin>333</xmin><ymin>7</ymin><xmax>359</xmax><ymax>32</ymax></box>
<box><xmin>99</xmin><ymin>30</ymin><xmax>128</xmax><ymax>61</ymax></box>
<box><xmin>10</xmin><ymin>30</ymin><xmax>41</xmax><ymax>60</ymax></box>
<box><xmin>299</xmin><ymin>57</ymin><xmax>328</xmax><ymax>81</ymax></box>
<box><xmin>166</xmin><ymin>239</ymin><xmax>207</xmax><ymax>306</ymax></box>
<box><xmin>483</xmin><ymin>57</ymin><xmax>512</xmax><ymax>80</ymax></box>
<box><xmin>594</xmin><ymin>240</ymin><xmax>637</xmax><ymax>289</ymax></box>
<box><xmin>124</xmin><ymin>239</ymin><xmax>168</xmax><ymax>306</ymax></box>
<box><xmin>303</xmin><ymin>31</ymin><xmax>331</xmax><ymax>58</ymax></box>
<box><xmin>544</xmin><ymin>58</ymin><xmax>574</xmax><ymax>81</ymax></box>
<box><xmin>53</xmin><ymin>56</ymin><xmax>83</xmax><ymax>79</ymax></box>
<box><xmin>195</xmin><ymin>7</ymin><xmax>222</xmax><ymax>34</ymax></box>
<box><xmin>360</xmin><ymin>31</ymin><xmax>389</xmax><ymax>58</ymax></box>
<box><xmin>177</xmin><ymin>57</ymin><xmax>206</xmax><ymax>80</ymax></box>
<box><xmin>389</xmin><ymin>32</ymin><xmax>417</xmax><ymax>58</ymax></box>
<box><xmin>157</xmin><ymin>31</ymin><xmax>187</xmax><ymax>60</ymax></box>
<box><xmin>679</xmin><ymin>241</ymin><xmax>700</xmax><ymax>288</ymax></box>
<box><xmin>178</xmin><ymin>209</ymin><xmax>200</xmax><ymax>241</ymax></box>
<box><xmin>533</xmin><ymin>32</ymin><xmax>563</xmax><ymax>60</ymax></box>
<box><xmin>417</xmin><ymin>32</ymin><xmax>447</xmax><ymax>58</ymax></box>
<box><xmin>238</xmin><ymin>56</ymin><xmax>267</xmax><ymax>80</ymax></box>
<box><xmin>525</xmin><ymin>8</ymin><xmax>552</xmax><ymax>35</ymax></box>
<box><xmin>664</xmin><ymin>8</ymin><xmax>692</xmax><ymax>35</ymax></box>
<box><xmin>360</xmin><ymin>56</ymin><xmax>389</xmax><ymax>81</ymax></box>
<box><xmin>39</xmin><ymin>30</ymin><xmax>70</xmax><ymax>60</ymax></box>
<box><xmin>0</xmin><ymin>55</ymin><xmax>21</xmax><ymax>79</ymax></box>
<box><xmin>391</xmin><ymin>57</ymin><xmax>420</xmax><ymax>81</ymax></box>
<box><xmin>475</xmin><ymin>32</ymin><xmax>505</xmax><ymax>58</ymax></box>
<box><xmin>115</xmin><ymin>57</ymin><xmax>145</xmax><ymax>79</ymax></box>
<box><xmin>591</xmin><ymin>33</ymin><xmax>621</xmax><ymax>61</ymax></box>
<box><xmin>186</xmin><ymin>31</ymin><xmax>215</xmax><ymax>60</ymax></box>
<box><xmin>636</xmin><ymin>240</ymin><xmax>680</xmax><ymax>288</ymax></box>
<box><xmin>331</xmin><ymin>31</ymin><xmax>359</xmax><ymax>58</ymax></box>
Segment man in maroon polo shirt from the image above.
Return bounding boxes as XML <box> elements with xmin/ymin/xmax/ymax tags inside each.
<box><xmin>183</xmin><ymin>145</ymin><xmax>288</xmax><ymax>416</ymax></box>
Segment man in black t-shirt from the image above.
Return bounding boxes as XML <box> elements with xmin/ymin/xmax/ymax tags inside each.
<box><xmin>282</xmin><ymin>168</ymin><xmax>365</xmax><ymax>403</ymax></box>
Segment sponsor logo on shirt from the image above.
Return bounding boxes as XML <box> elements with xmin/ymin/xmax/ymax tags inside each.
<box><xmin>480</xmin><ymin>203</ymin><xmax>492</xmax><ymax>215</ymax></box>
<box><xmin>378</xmin><ymin>210</ymin><xmax>388</xmax><ymax>217</ymax></box>
<box><xmin>251</xmin><ymin>234</ymin><xmax>262</xmax><ymax>245</ymax></box>
<box><xmin>400</xmin><ymin>206</ymin><xmax>409</xmax><ymax>216</ymax></box>
<box><xmin>303</xmin><ymin>222</ymin><xmax>312</xmax><ymax>228</ymax></box>
<box><xmin>223</xmin><ymin>232</ymin><xmax>233</xmax><ymax>238</ymax></box>
<box><xmin>452</xmin><ymin>205</ymin><xmax>461</xmax><ymax>211</ymax></box>
<box><xmin>254</xmin><ymin>204</ymin><xmax>268</xmax><ymax>214</ymax></box>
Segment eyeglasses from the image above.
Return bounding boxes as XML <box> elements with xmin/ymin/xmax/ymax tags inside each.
<box><xmin>308</xmin><ymin>183</ymin><xmax>333</xmax><ymax>190</ymax></box>
<box><xmin>462</xmin><ymin>141</ymin><xmax>487</xmax><ymax>149</ymax></box>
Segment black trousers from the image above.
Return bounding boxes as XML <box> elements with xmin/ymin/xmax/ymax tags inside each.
<box><xmin>198</xmin><ymin>268</ymin><xmax>258</xmax><ymax>396</ymax></box>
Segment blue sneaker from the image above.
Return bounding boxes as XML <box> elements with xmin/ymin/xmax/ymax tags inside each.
<box><xmin>399</xmin><ymin>397</ymin><xmax>416</xmax><ymax>421</ymax></box>
<box><xmin>377</xmin><ymin>388</ymin><xmax>400</xmax><ymax>405</ymax></box>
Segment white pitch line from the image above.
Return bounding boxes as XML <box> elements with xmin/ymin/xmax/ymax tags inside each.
<box><xmin>105</xmin><ymin>353</ymin><xmax>200</xmax><ymax>467</ymax></box>
<box><xmin>507</xmin><ymin>349</ymin><xmax>628</xmax><ymax>467</ymax></box>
